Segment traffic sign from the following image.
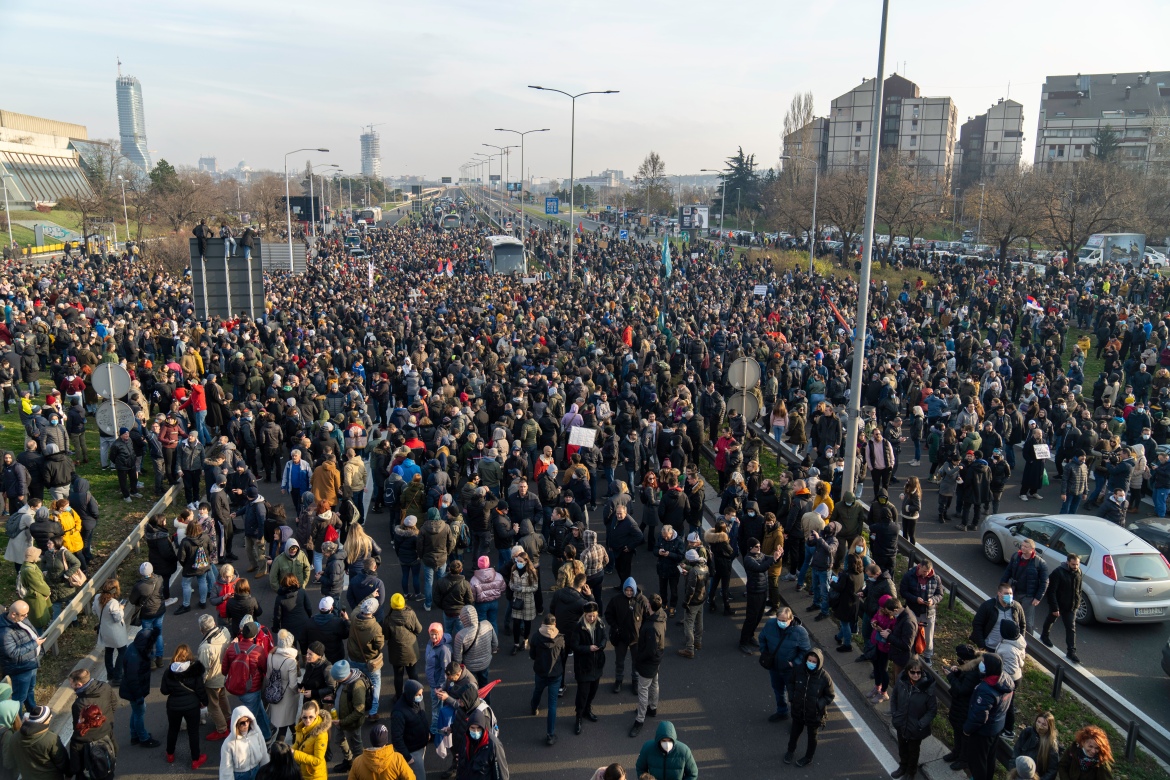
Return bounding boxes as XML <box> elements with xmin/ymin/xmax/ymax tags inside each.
<box><xmin>505</xmin><ymin>221</ymin><xmax>513</xmax><ymax>229</ymax></box>
<box><xmin>545</xmin><ymin>197</ymin><xmax>559</xmax><ymax>215</ymax></box>
<box><xmin>600</xmin><ymin>225</ymin><xmax>610</xmax><ymax>235</ymax></box>
<box><xmin>619</xmin><ymin>229</ymin><xmax>629</xmax><ymax>241</ymax></box>
<box><xmin>728</xmin><ymin>356</ymin><xmax>761</xmax><ymax>390</ymax></box>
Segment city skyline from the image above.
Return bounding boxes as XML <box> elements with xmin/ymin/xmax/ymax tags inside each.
<box><xmin>3</xmin><ymin>0</ymin><xmax>1169</xmax><ymax>181</ymax></box>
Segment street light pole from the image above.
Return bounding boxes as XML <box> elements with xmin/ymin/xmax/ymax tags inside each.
<box><xmin>285</xmin><ymin>147</ymin><xmax>329</xmax><ymax>273</ymax></box>
<box><xmin>116</xmin><ymin>175</ymin><xmax>131</xmax><ymax>248</ymax></box>
<box><xmin>780</xmin><ymin>155</ymin><xmax>820</xmax><ymax>273</ymax></box>
<box><xmin>976</xmin><ymin>182</ymin><xmax>986</xmax><ymax>245</ymax></box>
<box><xmin>700</xmin><ymin>169</ymin><xmax>727</xmax><ymax>243</ymax></box>
<box><xmin>841</xmin><ymin>0</ymin><xmax>891</xmax><ymax>497</ymax></box>
<box><xmin>528</xmin><ymin>86</ymin><xmax>619</xmax><ymax>282</ymax></box>
<box><xmin>2</xmin><ymin>173</ymin><xmax>13</xmax><ymax>253</ymax></box>
<box><xmin>496</xmin><ymin>128</ymin><xmax>550</xmax><ymax>251</ymax></box>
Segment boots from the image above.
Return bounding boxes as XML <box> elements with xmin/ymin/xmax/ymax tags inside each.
<box><xmin>724</xmin><ymin>603</ymin><xmax>735</xmax><ymax>616</ymax></box>
<box><xmin>612</xmin><ymin>680</ymin><xmax>623</xmax><ymax>694</ymax></box>
<box><xmin>574</xmin><ymin>716</ymin><xmax>583</xmax><ymax>735</ymax></box>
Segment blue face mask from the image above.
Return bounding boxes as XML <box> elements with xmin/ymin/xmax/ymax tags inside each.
<box><xmin>1001</xmin><ymin>594</ymin><xmax>1013</xmax><ymax>605</ymax></box>
<box><xmin>806</xmin><ymin>660</ymin><xmax>818</xmax><ymax>671</ymax></box>
<box><xmin>978</xmin><ymin>661</ymin><xmax>986</xmax><ymax>674</ymax></box>
<box><xmin>776</xmin><ymin>620</ymin><xmax>789</xmax><ymax>629</ymax></box>
<box><xmin>516</xmin><ymin>561</ymin><xmax>526</xmax><ymax>569</ymax></box>
<box><xmin>414</xmin><ymin>694</ymin><xmax>424</xmax><ymax>704</ymax></box>
<box><xmin>855</xmin><ymin>546</ymin><xmax>864</xmax><ymax>554</ymax></box>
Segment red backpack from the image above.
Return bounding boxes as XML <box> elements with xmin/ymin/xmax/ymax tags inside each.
<box><xmin>225</xmin><ymin>641</ymin><xmax>261</xmax><ymax>696</ymax></box>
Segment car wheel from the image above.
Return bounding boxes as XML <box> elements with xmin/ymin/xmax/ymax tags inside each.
<box><xmin>1075</xmin><ymin>594</ymin><xmax>1095</xmax><ymax>625</ymax></box>
<box><xmin>982</xmin><ymin>533</ymin><xmax>1004</xmax><ymax>564</ymax></box>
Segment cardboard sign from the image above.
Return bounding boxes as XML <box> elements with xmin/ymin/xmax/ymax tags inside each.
<box><xmin>753</xmin><ymin>284</ymin><xmax>769</xmax><ymax>296</ymax></box>
<box><xmin>1033</xmin><ymin>444</ymin><xmax>1052</xmax><ymax>460</ymax></box>
<box><xmin>568</xmin><ymin>426</ymin><xmax>597</xmax><ymax>449</ymax></box>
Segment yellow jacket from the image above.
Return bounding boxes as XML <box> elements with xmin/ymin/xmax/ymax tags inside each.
<box><xmin>293</xmin><ymin>712</ymin><xmax>330</xmax><ymax>780</ymax></box>
<box><xmin>58</xmin><ymin>508</ymin><xmax>84</xmax><ymax>554</ymax></box>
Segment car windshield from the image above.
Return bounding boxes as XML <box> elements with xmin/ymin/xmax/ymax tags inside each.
<box><xmin>1115</xmin><ymin>554</ymin><xmax>1170</xmax><ymax>581</ymax></box>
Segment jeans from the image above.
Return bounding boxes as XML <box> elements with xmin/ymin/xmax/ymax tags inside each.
<box><xmin>772</xmin><ymin>425</ymin><xmax>786</xmax><ymax>443</ymax></box>
<box><xmin>1155</xmin><ymin>487</ymin><xmax>1169</xmax><ymax>517</ymax></box>
<box><xmin>139</xmin><ymin>615</ymin><xmax>165</xmax><ymax>659</ymax></box>
<box><xmin>768</xmin><ymin>667</ymin><xmax>790</xmax><ymax>715</ymax></box>
<box><xmin>9</xmin><ymin>668</ymin><xmax>36</xmax><ymax>713</ymax></box>
<box><xmin>239</xmin><ymin>690</ymin><xmax>272</xmax><ymax>740</ymax></box>
<box><xmin>811</xmin><ymin>568</ymin><xmax>830</xmax><ymax>615</ymax></box>
<box><xmin>497</xmin><ymin>546</ymin><xmax>513</xmax><ymax>572</ymax></box>
<box><xmin>181</xmin><ymin>573</ymin><xmax>210</xmax><ymax>606</ymax></box>
<box><xmin>796</xmin><ymin>543</ymin><xmax>817</xmax><ymax>588</ymax></box>
<box><xmin>401</xmin><ymin>562</ymin><xmax>421</xmax><ymax>594</ymax></box>
<box><xmin>1088</xmin><ymin>473</ymin><xmax>1106</xmax><ymax>503</ymax></box>
<box><xmin>429</xmin><ymin>691</ymin><xmax>442</xmax><ymax>737</ymax></box>
<box><xmin>129</xmin><ymin>697</ymin><xmax>150</xmax><ymax>741</ymax></box>
<box><xmin>531</xmin><ymin>674</ymin><xmax>562</xmax><ymax>735</ymax></box>
<box><xmin>104</xmin><ymin>645</ymin><xmax>126</xmax><ymax>683</ymax></box>
<box><xmin>352</xmin><ymin>661</ymin><xmax>382</xmax><ymax>715</ymax></box>
<box><xmin>476</xmin><ymin>601</ymin><xmax>499</xmax><ymax>633</ymax></box>
<box><xmin>194</xmin><ymin>409</ymin><xmax>211</xmax><ymax>444</ymax></box>
<box><xmin>788</xmin><ymin>716</ymin><xmax>820</xmax><ymax>760</ymax></box>
<box><xmin>422</xmin><ymin>562</ymin><xmax>447</xmax><ymax>610</ymax></box>
<box><xmin>1060</xmin><ymin>495</ymin><xmax>1083</xmax><ymax>515</ymax></box>
<box><xmin>836</xmin><ymin>619</ymin><xmax>855</xmax><ymax>646</ymax></box>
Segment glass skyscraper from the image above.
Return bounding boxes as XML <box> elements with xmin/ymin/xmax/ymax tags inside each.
<box><xmin>116</xmin><ymin>74</ymin><xmax>152</xmax><ymax>170</ymax></box>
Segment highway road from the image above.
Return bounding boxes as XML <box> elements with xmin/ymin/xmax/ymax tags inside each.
<box><xmin>89</xmin><ymin>473</ymin><xmax>900</xmax><ymax>779</ymax></box>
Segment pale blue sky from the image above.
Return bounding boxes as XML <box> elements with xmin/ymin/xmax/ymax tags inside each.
<box><xmin>3</xmin><ymin>0</ymin><xmax>1168</xmax><ymax>180</ymax></box>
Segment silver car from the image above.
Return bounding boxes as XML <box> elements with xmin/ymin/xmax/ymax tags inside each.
<box><xmin>978</xmin><ymin>513</ymin><xmax>1170</xmax><ymax>624</ymax></box>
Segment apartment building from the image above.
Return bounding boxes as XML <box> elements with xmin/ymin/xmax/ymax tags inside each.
<box><xmin>827</xmin><ymin>73</ymin><xmax>958</xmax><ymax>186</ymax></box>
<box><xmin>954</xmin><ymin>98</ymin><xmax>1025</xmax><ymax>189</ymax></box>
<box><xmin>781</xmin><ymin>117</ymin><xmax>829</xmax><ymax>171</ymax></box>
<box><xmin>1034</xmin><ymin>71</ymin><xmax>1170</xmax><ymax>171</ymax></box>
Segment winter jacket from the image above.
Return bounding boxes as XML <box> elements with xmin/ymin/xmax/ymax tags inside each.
<box><xmin>758</xmin><ymin>616</ymin><xmax>812</xmax><ymax>670</ymax></box>
<box><xmin>14</xmin><ymin>719</ymin><xmax>69</xmax><ymax>780</ymax></box>
<box><xmin>1056</xmin><ymin>744</ymin><xmax>1115</xmax><ymax>780</ymax></box>
<box><xmin>292</xmin><ymin>711</ymin><xmax>331</xmax><ymax>780</ymax></box>
<box><xmin>347</xmin><ymin>613</ymin><xmax>386</xmax><ymax>671</ymax></box>
<box><xmin>272</xmin><ymin>585</ymin><xmax>313</xmax><ymax>639</ymax></box>
<box><xmin>390</xmin><ymin>679</ymin><xmax>430</xmax><ymax>759</ymax></box>
<box><xmin>224</xmin><ymin>592</ymin><xmax>263</xmax><ymax>639</ymax></box>
<box><xmin>268</xmin><ymin>546</ymin><xmax>311</xmax><ymax>591</ymax></box>
<box><xmin>571</xmin><ymin>616</ymin><xmax>608</xmax><ymax>682</ymax></box>
<box><xmin>419</xmin><ymin>515</ymin><xmax>456</xmax><ymax>568</ymax></box>
<box><xmin>304</xmin><ymin>612</ymin><xmax>349</xmax><ymax>664</ymax></box>
<box><xmin>160</xmin><ymin>660</ymin><xmax>208</xmax><ymax>712</ymax></box>
<box><xmin>652</xmin><ymin>531</ymin><xmax>685</xmax><ymax>578</ymax></box>
<box><xmin>970</xmin><ymin>598</ymin><xmax>1028</xmax><ymax>649</ymax></box>
<box><xmin>335</xmin><ymin>671</ymin><xmax>371</xmax><ymax>731</ymax></box>
<box><xmin>635</xmin><ymin>721</ymin><xmax>698</xmax><ymax>780</ymax></box>
<box><xmin>1013</xmin><ymin>727</ymin><xmax>1061</xmax><ymax>780</ymax></box>
<box><xmin>382</xmin><ymin>605</ymin><xmax>424</xmax><ymax>668</ymax></box>
<box><xmin>1001</xmin><ymin>552</ymin><xmax>1050</xmax><ymax>602</ymax></box>
<box><xmin>222</xmin><ymin>638</ymin><xmax>267</xmax><ymax>694</ymax></box>
<box><xmin>888</xmin><ymin>608</ymin><xmax>919</xmax><ymax>668</ymax></box>
<box><xmin>198</xmin><ymin>624</ymin><xmax>231</xmax><ymax>689</ymax></box>
<box><xmin>963</xmin><ymin>672</ymin><xmax>1014</xmax><ymax>737</ymax></box>
<box><xmin>346</xmin><ymin>744</ymin><xmax>413</xmax><ymax>780</ymax></box>
<box><xmin>633</xmin><ymin>608</ymin><xmax>667</xmax><ymax>678</ymax></box>
<box><xmin>471</xmin><ymin>567</ymin><xmax>506</xmax><ymax>604</ymax></box>
<box><xmin>0</xmin><ymin>615</ymin><xmax>40</xmax><ymax>674</ymax></box>
<box><xmin>890</xmin><ymin>669</ymin><xmax>938</xmax><ymax>740</ymax></box>
<box><xmin>434</xmin><ymin>572</ymin><xmax>475</xmax><ymax>618</ymax></box>
<box><xmin>899</xmin><ymin>568</ymin><xmax>943</xmax><ymax>617</ymax></box>
<box><xmin>786</xmin><ymin>648</ymin><xmax>835</xmax><ymax>725</ymax></box>
<box><xmin>604</xmin><ymin>586</ymin><xmax>650</xmax><ymax>646</ymax></box>
<box><xmin>742</xmin><ymin>551</ymin><xmax>770</xmax><ymax>595</ymax></box>
<box><xmin>1046</xmin><ymin>563</ymin><xmax>1083</xmax><ymax>613</ymax></box>
<box><xmin>529</xmin><ymin>624</ymin><xmax>566</xmax><ymax>678</ymax></box>
<box><xmin>119</xmin><ymin>629</ymin><xmax>156</xmax><ymax>702</ymax></box>
<box><xmin>453</xmin><ymin>605</ymin><xmax>496</xmax><ymax>673</ymax></box>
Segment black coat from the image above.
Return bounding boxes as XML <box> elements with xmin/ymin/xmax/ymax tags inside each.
<box><xmin>549</xmin><ymin>586</ymin><xmax>589</xmax><ymax>636</ymax></box>
<box><xmin>160</xmin><ymin>660</ymin><xmax>209</xmax><ymax>712</ymax></box>
<box><xmin>118</xmin><ymin>630</ymin><xmax>156</xmax><ymax>702</ymax></box>
<box><xmin>945</xmin><ymin>657</ymin><xmax>985</xmax><ymax>727</ymax></box>
<box><xmin>890</xmin><ymin>670</ymin><xmax>938</xmax><ymax>741</ymax></box>
<box><xmin>390</xmin><ymin>679</ymin><xmax>431</xmax><ymax>755</ymax></box>
<box><xmin>786</xmin><ymin>650</ymin><xmax>835</xmax><ymax>725</ymax></box>
<box><xmin>272</xmin><ymin>586</ymin><xmax>313</xmax><ymax>638</ymax></box>
<box><xmin>570</xmin><ymin>618</ymin><xmax>608</xmax><ymax>682</ymax></box>
<box><xmin>831</xmin><ymin>571</ymin><xmax>865</xmax><ymax>623</ymax></box>
<box><xmin>1045</xmin><ymin>563</ymin><xmax>1083</xmax><ymax>613</ymax></box>
<box><xmin>633</xmin><ymin>608</ymin><xmax>666</xmax><ymax>678</ymax></box>
<box><xmin>528</xmin><ymin>626</ymin><xmax>566</xmax><ymax>678</ymax></box>
<box><xmin>603</xmin><ymin>588</ymin><xmax>650</xmax><ymax>646</ymax></box>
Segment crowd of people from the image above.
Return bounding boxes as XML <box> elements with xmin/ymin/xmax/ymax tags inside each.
<box><xmin>0</xmin><ymin>203</ymin><xmax>1144</xmax><ymax>780</ymax></box>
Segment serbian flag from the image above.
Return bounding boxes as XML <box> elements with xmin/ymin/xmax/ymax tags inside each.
<box><xmin>1025</xmin><ymin>295</ymin><xmax>1042</xmax><ymax>312</ymax></box>
<box><xmin>367</xmin><ymin>261</ymin><xmax>374</xmax><ymax>289</ymax></box>
<box><xmin>577</xmin><ymin>221</ymin><xmax>583</xmax><ymax>234</ymax></box>
<box><xmin>445</xmin><ymin>259</ymin><xmax>454</xmax><ymax>277</ymax></box>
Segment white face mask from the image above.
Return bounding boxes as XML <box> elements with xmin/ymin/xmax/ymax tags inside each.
<box><xmin>660</xmin><ymin>740</ymin><xmax>674</xmax><ymax>753</ymax></box>
<box><xmin>469</xmin><ymin>728</ymin><xmax>484</xmax><ymax>741</ymax></box>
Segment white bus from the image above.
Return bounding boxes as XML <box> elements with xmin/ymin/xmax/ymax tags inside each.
<box><xmin>483</xmin><ymin>235</ymin><xmax>526</xmax><ymax>275</ymax></box>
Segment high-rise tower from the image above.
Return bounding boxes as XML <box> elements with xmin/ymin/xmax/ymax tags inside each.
<box><xmin>116</xmin><ymin>59</ymin><xmax>152</xmax><ymax>170</ymax></box>
<box><xmin>360</xmin><ymin>124</ymin><xmax>383</xmax><ymax>179</ymax></box>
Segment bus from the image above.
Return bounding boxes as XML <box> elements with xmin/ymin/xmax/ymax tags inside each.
<box><xmin>483</xmin><ymin>235</ymin><xmax>526</xmax><ymax>275</ymax></box>
<box><xmin>355</xmin><ymin>206</ymin><xmax>382</xmax><ymax>224</ymax></box>
<box><xmin>441</xmin><ymin>213</ymin><xmax>462</xmax><ymax>230</ymax></box>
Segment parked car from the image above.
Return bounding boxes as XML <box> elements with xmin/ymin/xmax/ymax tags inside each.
<box><xmin>978</xmin><ymin>513</ymin><xmax>1170</xmax><ymax>624</ymax></box>
<box><xmin>1127</xmin><ymin>517</ymin><xmax>1170</xmax><ymax>560</ymax></box>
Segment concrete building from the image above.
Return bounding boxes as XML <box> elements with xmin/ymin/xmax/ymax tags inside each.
<box><xmin>827</xmin><ymin>74</ymin><xmax>958</xmax><ymax>185</ymax></box>
<box><xmin>1034</xmin><ymin>71</ymin><xmax>1170</xmax><ymax>172</ymax></box>
<box><xmin>198</xmin><ymin>156</ymin><xmax>217</xmax><ymax>173</ymax></box>
<box><xmin>955</xmin><ymin>98</ymin><xmax>1025</xmax><ymax>189</ymax></box>
<box><xmin>782</xmin><ymin>117</ymin><xmax>829</xmax><ymax>171</ymax></box>
<box><xmin>116</xmin><ymin>70</ymin><xmax>151</xmax><ymax>171</ymax></box>
<box><xmin>360</xmin><ymin>128</ymin><xmax>382</xmax><ymax>179</ymax></box>
<box><xmin>0</xmin><ymin>109</ymin><xmax>93</xmax><ymax>208</ymax></box>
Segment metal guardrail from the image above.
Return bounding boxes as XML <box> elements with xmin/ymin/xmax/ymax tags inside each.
<box><xmin>41</xmin><ymin>483</ymin><xmax>181</xmax><ymax>653</ymax></box>
<box><xmin>736</xmin><ymin>421</ymin><xmax>1170</xmax><ymax>767</ymax></box>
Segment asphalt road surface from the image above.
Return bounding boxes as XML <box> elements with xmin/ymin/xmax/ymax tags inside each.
<box><xmin>77</xmin><ymin>475</ymin><xmax>898</xmax><ymax>780</ymax></box>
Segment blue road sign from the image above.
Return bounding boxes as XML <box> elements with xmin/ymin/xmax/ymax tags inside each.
<box><xmin>619</xmin><ymin>229</ymin><xmax>629</xmax><ymax>241</ymax></box>
<box><xmin>545</xmin><ymin>197</ymin><xmax>559</xmax><ymax>215</ymax></box>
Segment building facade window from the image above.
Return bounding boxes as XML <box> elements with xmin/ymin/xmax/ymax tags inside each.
<box><xmin>855</xmin><ymin>121</ymin><xmax>862</xmax><ymax>131</ymax></box>
<box><xmin>855</xmin><ymin>136</ymin><xmax>861</xmax><ymax>147</ymax></box>
<box><xmin>911</xmin><ymin>119</ymin><xmax>918</xmax><ymax>130</ymax></box>
<box><xmin>909</xmin><ymin>135</ymin><xmax>917</xmax><ymax>147</ymax></box>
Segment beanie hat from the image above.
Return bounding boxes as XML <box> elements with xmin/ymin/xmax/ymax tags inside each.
<box><xmin>390</xmin><ymin>593</ymin><xmax>406</xmax><ymax>611</ymax></box>
<box><xmin>26</xmin><ymin>706</ymin><xmax>50</xmax><ymax>724</ymax></box>
<box><xmin>139</xmin><ymin>562</ymin><xmax>153</xmax><ymax>577</ymax></box>
<box><xmin>429</xmin><ymin>622</ymin><xmax>444</xmax><ymax>635</ymax></box>
<box><xmin>318</xmin><ymin>596</ymin><xmax>334</xmax><ymax>612</ymax></box>
<box><xmin>307</xmin><ymin>641</ymin><xmax>326</xmax><ymax>657</ymax></box>
<box><xmin>1000</xmin><ymin>619</ymin><xmax>1021</xmax><ymax>641</ymax></box>
<box><xmin>1014</xmin><ymin>756</ymin><xmax>1037</xmax><ymax>779</ymax></box>
<box><xmin>245</xmin><ymin>486</ymin><xmax>259</xmax><ymax>500</ymax></box>
<box><xmin>330</xmin><ymin>660</ymin><xmax>351</xmax><ymax>680</ymax></box>
<box><xmin>955</xmin><ymin>644</ymin><xmax>978</xmax><ymax>661</ymax></box>
<box><xmin>241</xmin><ymin>621</ymin><xmax>259</xmax><ymax>640</ymax></box>
<box><xmin>369</xmin><ymin>724</ymin><xmax>390</xmax><ymax>748</ymax></box>
<box><xmin>477</xmin><ymin>556</ymin><xmax>491</xmax><ymax>570</ymax></box>
<box><xmin>981</xmin><ymin>653</ymin><xmax>1003</xmax><ymax>677</ymax></box>
<box><xmin>686</xmin><ymin>532</ymin><xmax>700</xmax><ymax>543</ymax></box>
<box><xmin>685</xmin><ymin>549</ymin><xmax>701</xmax><ymax>562</ymax></box>
<box><xmin>404</xmin><ymin>514</ymin><xmax>417</xmax><ymax>527</ymax></box>
<box><xmin>360</xmin><ymin>598</ymin><xmax>378</xmax><ymax>616</ymax></box>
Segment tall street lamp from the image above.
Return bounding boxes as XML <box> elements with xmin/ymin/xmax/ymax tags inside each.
<box><xmin>700</xmin><ymin>169</ymin><xmax>727</xmax><ymax>242</ymax></box>
<box><xmin>528</xmin><ymin>85</ymin><xmax>619</xmax><ymax>282</ymax></box>
<box><xmin>312</xmin><ymin>164</ymin><xmax>340</xmax><ymax>234</ymax></box>
<box><xmin>482</xmin><ymin>144</ymin><xmax>517</xmax><ymax>197</ymax></box>
<box><xmin>495</xmin><ymin>127</ymin><xmax>549</xmax><ymax>241</ymax></box>
<box><xmin>285</xmin><ymin>147</ymin><xmax>329</xmax><ymax>273</ymax></box>
<box><xmin>976</xmin><ymin>181</ymin><xmax>986</xmax><ymax>245</ymax></box>
<box><xmin>2</xmin><ymin>171</ymin><xmax>14</xmax><ymax>253</ymax></box>
<box><xmin>779</xmin><ymin>154</ymin><xmax>820</xmax><ymax>273</ymax></box>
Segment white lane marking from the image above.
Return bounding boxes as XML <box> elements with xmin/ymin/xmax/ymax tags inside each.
<box><xmin>832</xmin><ymin>673</ymin><xmax>901</xmax><ymax>773</ymax></box>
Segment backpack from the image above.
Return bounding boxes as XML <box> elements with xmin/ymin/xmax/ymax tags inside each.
<box><xmin>913</xmin><ymin>622</ymin><xmax>927</xmax><ymax>655</ymax></box>
<box><xmin>192</xmin><ymin>544</ymin><xmax>211</xmax><ymax>574</ymax></box>
<box><xmin>14</xmin><ymin>569</ymin><xmax>27</xmax><ymax>599</ymax></box>
<box><xmin>264</xmin><ymin>659</ymin><xmax>286</xmax><ymax>704</ymax></box>
<box><xmin>452</xmin><ymin>518</ymin><xmax>470</xmax><ymax>549</ymax></box>
<box><xmin>547</xmin><ymin>522</ymin><xmax>571</xmax><ymax>558</ymax></box>
<box><xmin>324</xmin><ymin>524</ymin><xmax>340</xmax><ymax>544</ymax></box>
<box><xmin>82</xmin><ymin>739</ymin><xmax>116</xmax><ymax>780</ymax></box>
<box><xmin>225</xmin><ymin>642</ymin><xmax>260</xmax><ymax>696</ymax></box>
<box><xmin>344</xmin><ymin>670</ymin><xmax>375</xmax><ymax>715</ymax></box>
<box><xmin>5</xmin><ymin>512</ymin><xmax>23</xmax><ymax>539</ymax></box>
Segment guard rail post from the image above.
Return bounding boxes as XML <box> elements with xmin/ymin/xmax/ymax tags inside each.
<box><xmin>1127</xmin><ymin>722</ymin><xmax>1139</xmax><ymax>761</ymax></box>
<box><xmin>1052</xmin><ymin>664</ymin><xmax>1065</xmax><ymax>700</ymax></box>
<box><xmin>947</xmin><ymin>578</ymin><xmax>958</xmax><ymax>610</ymax></box>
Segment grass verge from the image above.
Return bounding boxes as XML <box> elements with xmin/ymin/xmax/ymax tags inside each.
<box><xmin>0</xmin><ymin>409</ymin><xmax>169</xmax><ymax>700</ymax></box>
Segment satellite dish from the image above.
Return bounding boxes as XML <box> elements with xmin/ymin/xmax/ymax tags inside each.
<box><xmin>91</xmin><ymin>363</ymin><xmax>131</xmax><ymax>400</ymax></box>
<box><xmin>727</xmin><ymin>356</ymin><xmax>761</xmax><ymax>391</ymax></box>
<box><xmin>725</xmin><ymin>392</ymin><xmax>760</xmax><ymax>421</ymax></box>
<box><xmin>96</xmin><ymin>400</ymin><xmax>135</xmax><ymax>437</ymax></box>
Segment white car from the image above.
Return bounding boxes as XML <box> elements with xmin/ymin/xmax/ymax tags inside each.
<box><xmin>1145</xmin><ymin>249</ymin><xmax>1168</xmax><ymax>267</ymax></box>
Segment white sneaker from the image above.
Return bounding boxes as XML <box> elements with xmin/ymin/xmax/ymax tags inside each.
<box><xmin>1032</xmin><ymin>494</ymin><xmax>1043</xmax><ymax>501</ymax></box>
<box><xmin>165</xmin><ymin>598</ymin><xmax>179</xmax><ymax>606</ymax></box>
<box><xmin>124</xmin><ymin>497</ymin><xmax>133</xmax><ymax>503</ymax></box>
<box><xmin>1019</xmin><ymin>495</ymin><xmax>1028</xmax><ymax>502</ymax></box>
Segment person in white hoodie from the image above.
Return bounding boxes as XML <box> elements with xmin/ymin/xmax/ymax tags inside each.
<box><xmin>997</xmin><ymin>619</ymin><xmax>1028</xmax><ymax>739</ymax></box>
<box><xmin>219</xmin><ymin>705</ymin><xmax>270</xmax><ymax>780</ymax></box>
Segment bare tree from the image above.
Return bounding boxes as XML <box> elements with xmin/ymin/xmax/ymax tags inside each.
<box><xmin>243</xmin><ymin>174</ymin><xmax>289</xmax><ymax>232</ymax></box>
<box><xmin>781</xmin><ymin>91</ymin><xmax>817</xmax><ymax>182</ymax></box>
<box><xmin>1035</xmin><ymin>158</ymin><xmax>1140</xmax><ymax>261</ymax></box>
<box><xmin>976</xmin><ymin>166</ymin><xmax>1044</xmax><ymax>260</ymax></box>
<box><xmin>817</xmin><ymin>168</ymin><xmax>869</xmax><ymax>263</ymax></box>
<box><xmin>633</xmin><ymin>152</ymin><xmax>672</xmax><ymax>215</ymax></box>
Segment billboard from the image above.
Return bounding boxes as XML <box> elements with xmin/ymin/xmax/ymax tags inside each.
<box><xmin>284</xmin><ymin>196</ymin><xmax>322</xmax><ymax>222</ymax></box>
<box><xmin>441</xmin><ymin>176</ymin><xmax>452</xmax><ymax>184</ymax></box>
<box><xmin>679</xmin><ymin>204</ymin><xmax>709</xmax><ymax>230</ymax></box>
<box><xmin>489</xmin><ymin>174</ymin><xmax>501</xmax><ymax>182</ymax></box>
<box><xmin>189</xmin><ymin>238</ymin><xmax>269</xmax><ymax>319</ymax></box>
<box><xmin>506</xmin><ymin>182</ymin><xmax>521</xmax><ymax>192</ymax></box>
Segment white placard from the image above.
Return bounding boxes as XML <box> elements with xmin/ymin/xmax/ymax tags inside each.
<box><xmin>753</xmin><ymin>284</ymin><xmax>768</xmax><ymax>296</ymax></box>
<box><xmin>691</xmin><ymin>252</ymin><xmax>699</xmax><ymax>259</ymax></box>
<box><xmin>568</xmin><ymin>426</ymin><xmax>597</xmax><ymax>449</ymax></box>
<box><xmin>522</xmin><ymin>277</ymin><xmax>537</xmax><ymax>285</ymax></box>
<box><xmin>1033</xmin><ymin>444</ymin><xmax>1051</xmax><ymax>460</ymax></box>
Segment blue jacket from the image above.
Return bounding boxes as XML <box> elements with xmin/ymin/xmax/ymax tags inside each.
<box><xmin>281</xmin><ymin>459</ymin><xmax>311</xmax><ymax>492</ymax></box>
<box><xmin>243</xmin><ymin>497</ymin><xmax>267</xmax><ymax>539</ymax></box>
<box><xmin>425</xmin><ymin>633</ymin><xmax>452</xmax><ymax>691</ymax></box>
<box><xmin>0</xmin><ymin>615</ymin><xmax>40</xmax><ymax>674</ymax></box>
<box><xmin>963</xmin><ymin>674</ymin><xmax>1014</xmax><ymax>736</ymax></box>
<box><xmin>1000</xmin><ymin>553</ymin><xmax>1049</xmax><ymax>602</ymax></box>
<box><xmin>758</xmin><ymin>617</ymin><xmax>812</xmax><ymax>670</ymax></box>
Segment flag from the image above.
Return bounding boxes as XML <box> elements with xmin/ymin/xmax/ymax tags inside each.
<box><xmin>661</xmin><ymin>235</ymin><xmax>672</xmax><ymax>278</ymax></box>
<box><xmin>1025</xmin><ymin>295</ymin><xmax>1042</xmax><ymax>312</ymax></box>
<box><xmin>577</xmin><ymin>221</ymin><xmax>583</xmax><ymax>234</ymax></box>
<box><xmin>367</xmin><ymin>261</ymin><xmax>374</xmax><ymax>289</ymax></box>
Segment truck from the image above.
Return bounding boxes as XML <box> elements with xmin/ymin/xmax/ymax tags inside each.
<box><xmin>1077</xmin><ymin>233</ymin><xmax>1145</xmax><ymax>266</ymax></box>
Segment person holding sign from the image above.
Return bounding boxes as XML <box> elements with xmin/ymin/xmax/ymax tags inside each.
<box><xmin>1017</xmin><ymin>425</ymin><xmax>1048</xmax><ymax>502</ymax></box>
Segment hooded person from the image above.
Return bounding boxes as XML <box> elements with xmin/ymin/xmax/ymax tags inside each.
<box><xmin>0</xmin><ymin>680</ymin><xmax>21</xmax><ymax>780</ymax></box>
<box><xmin>269</xmin><ymin>538</ymin><xmax>311</xmax><ymax>591</ymax></box>
<box><xmin>635</xmin><ymin>720</ymin><xmax>698</xmax><ymax>780</ymax></box>
<box><xmin>219</xmin><ymin>705</ymin><xmax>271</xmax><ymax>780</ymax></box>
<box><xmin>603</xmin><ymin>576</ymin><xmax>651</xmax><ymax>694</ymax></box>
<box><xmin>453</xmin><ymin>708</ymin><xmax>508</xmax><ymax>780</ymax></box>
<box><xmin>784</xmin><ymin>648</ymin><xmax>835</xmax><ymax>768</ymax></box>
<box><xmin>963</xmin><ymin>653</ymin><xmax>1015</xmax><ymax>780</ymax></box>
<box><xmin>291</xmin><ymin>700</ymin><xmax>331</xmax><ymax>780</ymax></box>
<box><xmin>454</xmin><ymin>603</ymin><xmax>498</xmax><ymax>692</ymax></box>
<box><xmin>390</xmin><ymin>679</ymin><xmax>430</xmax><ymax>772</ymax></box>
<box><xmin>347</xmin><ymin>723</ymin><xmax>414</xmax><ymax>780</ymax></box>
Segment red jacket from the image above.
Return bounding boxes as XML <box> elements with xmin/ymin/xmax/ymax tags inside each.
<box><xmin>223</xmin><ymin>638</ymin><xmax>268</xmax><ymax>694</ymax></box>
<box><xmin>179</xmin><ymin>384</ymin><xmax>207</xmax><ymax>413</ymax></box>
